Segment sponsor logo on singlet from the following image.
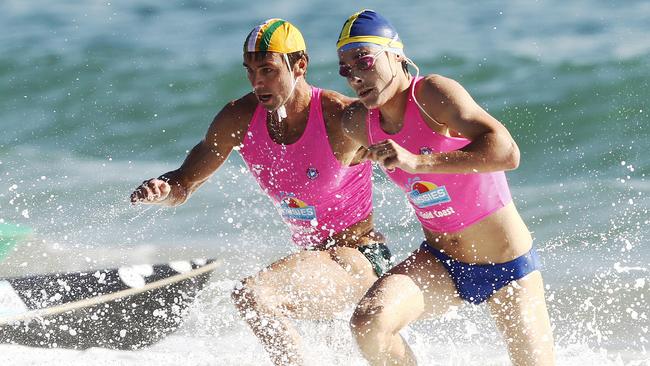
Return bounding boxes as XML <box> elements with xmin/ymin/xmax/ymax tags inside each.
<box><xmin>417</xmin><ymin>206</ymin><xmax>456</xmax><ymax>219</ymax></box>
<box><xmin>407</xmin><ymin>178</ymin><xmax>451</xmax><ymax>208</ymax></box>
<box><xmin>306</xmin><ymin>167</ymin><xmax>319</xmax><ymax>180</ymax></box>
<box><xmin>420</xmin><ymin>146</ymin><xmax>433</xmax><ymax>155</ymax></box>
<box><xmin>277</xmin><ymin>193</ymin><xmax>317</xmax><ymax>221</ymax></box>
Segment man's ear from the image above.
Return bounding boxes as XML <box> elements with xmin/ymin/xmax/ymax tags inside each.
<box><xmin>294</xmin><ymin>57</ymin><xmax>308</xmax><ymax>77</ymax></box>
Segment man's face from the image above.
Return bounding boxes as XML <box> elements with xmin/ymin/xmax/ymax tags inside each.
<box><xmin>243</xmin><ymin>52</ymin><xmax>295</xmax><ymax>111</ymax></box>
<box><xmin>338</xmin><ymin>46</ymin><xmax>402</xmax><ymax>109</ymax></box>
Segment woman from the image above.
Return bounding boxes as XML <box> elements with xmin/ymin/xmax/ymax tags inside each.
<box><xmin>336</xmin><ymin>9</ymin><xmax>555</xmax><ymax>366</ymax></box>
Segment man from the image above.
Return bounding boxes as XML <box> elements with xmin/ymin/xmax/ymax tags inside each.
<box><xmin>130</xmin><ymin>18</ymin><xmax>392</xmax><ymax>365</ymax></box>
<box><xmin>336</xmin><ymin>10</ymin><xmax>555</xmax><ymax>366</ymax></box>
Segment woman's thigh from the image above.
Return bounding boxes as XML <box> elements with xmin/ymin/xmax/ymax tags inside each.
<box><xmin>354</xmin><ymin>247</ymin><xmax>464</xmax><ymax>331</ymax></box>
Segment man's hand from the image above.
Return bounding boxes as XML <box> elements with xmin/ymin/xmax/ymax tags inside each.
<box><xmin>364</xmin><ymin>139</ymin><xmax>421</xmax><ymax>173</ymax></box>
<box><xmin>130</xmin><ymin>178</ymin><xmax>172</xmax><ymax>204</ymax></box>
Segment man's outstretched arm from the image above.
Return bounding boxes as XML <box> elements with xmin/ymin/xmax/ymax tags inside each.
<box><xmin>130</xmin><ymin>95</ymin><xmax>255</xmax><ymax>206</ymax></box>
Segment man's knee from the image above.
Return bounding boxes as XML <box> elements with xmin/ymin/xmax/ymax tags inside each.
<box><xmin>231</xmin><ymin>277</ymin><xmax>268</xmax><ymax>316</ymax></box>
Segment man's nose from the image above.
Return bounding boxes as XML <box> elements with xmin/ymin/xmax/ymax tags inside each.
<box><xmin>250</xmin><ymin>73</ymin><xmax>264</xmax><ymax>88</ymax></box>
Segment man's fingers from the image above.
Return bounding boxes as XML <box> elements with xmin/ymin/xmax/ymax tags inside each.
<box><xmin>159</xmin><ymin>182</ymin><xmax>171</xmax><ymax>197</ymax></box>
<box><xmin>130</xmin><ymin>191</ymin><xmax>139</xmax><ymax>204</ymax></box>
<box><xmin>148</xmin><ymin>182</ymin><xmax>162</xmax><ymax>198</ymax></box>
<box><xmin>130</xmin><ymin>187</ymin><xmax>147</xmax><ymax>204</ymax></box>
<box><xmin>131</xmin><ymin>179</ymin><xmax>171</xmax><ymax>205</ymax></box>
<box><xmin>143</xmin><ymin>186</ymin><xmax>155</xmax><ymax>201</ymax></box>
<box><xmin>131</xmin><ymin>178</ymin><xmax>157</xmax><ymax>205</ymax></box>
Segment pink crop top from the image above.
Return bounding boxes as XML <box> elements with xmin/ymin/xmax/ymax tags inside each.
<box><xmin>367</xmin><ymin>77</ymin><xmax>512</xmax><ymax>233</ymax></box>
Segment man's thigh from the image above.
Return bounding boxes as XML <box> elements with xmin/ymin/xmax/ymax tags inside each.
<box><xmin>242</xmin><ymin>249</ymin><xmax>374</xmax><ymax>319</ymax></box>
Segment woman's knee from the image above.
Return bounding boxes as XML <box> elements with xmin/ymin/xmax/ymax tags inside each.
<box><xmin>350</xmin><ymin>291</ymin><xmax>395</xmax><ymax>337</ymax></box>
<box><xmin>349</xmin><ymin>304</ymin><xmax>399</xmax><ymax>359</ymax></box>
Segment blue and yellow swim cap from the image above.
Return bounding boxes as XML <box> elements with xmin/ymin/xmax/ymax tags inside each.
<box><xmin>244</xmin><ymin>18</ymin><xmax>306</xmax><ymax>54</ymax></box>
<box><xmin>336</xmin><ymin>9</ymin><xmax>404</xmax><ymax>54</ymax></box>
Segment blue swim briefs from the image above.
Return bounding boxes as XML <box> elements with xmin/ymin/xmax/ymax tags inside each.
<box><xmin>419</xmin><ymin>241</ymin><xmax>540</xmax><ymax>304</ymax></box>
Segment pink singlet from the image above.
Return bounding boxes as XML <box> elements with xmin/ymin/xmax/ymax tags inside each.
<box><xmin>240</xmin><ymin>87</ymin><xmax>373</xmax><ymax>247</ymax></box>
<box><xmin>367</xmin><ymin>77</ymin><xmax>512</xmax><ymax>233</ymax></box>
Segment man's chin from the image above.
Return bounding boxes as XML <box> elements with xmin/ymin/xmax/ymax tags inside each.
<box><xmin>261</xmin><ymin>102</ymin><xmax>280</xmax><ymax>112</ymax></box>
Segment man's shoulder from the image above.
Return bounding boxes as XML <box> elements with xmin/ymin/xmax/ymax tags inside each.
<box><xmin>345</xmin><ymin>99</ymin><xmax>367</xmax><ymax>114</ymax></box>
<box><xmin>318</xmin><ymin>89</ymin><xmax>366</xmax><ymax>120</ymax></box>
<box><xmin>222</xmin><ymin>92</ymin><xmax>258</xmax><ymax>117</ymax></box>
<box><xmin>319</xmin><ymin>89</ymin><xmax>356</xmax><ymax>114</ymax></box>
<box><xmin>341</xmin><ymin>99</ymin><xmax>368</xmax><ymax>125</ymax></box>
<box><xmin>205</xmin><ymin>93</ymin><xmax>258</xmax><ymax>138</ymax></box>
<box><xmin>318</xmin><ymin>89</ymin><xmax>357</xmax><ymax>134</ymax></box>
<box><xmin>213</xmin><ymin>93</ymin><xmax>258</xmax><ymax>128</ymax></box>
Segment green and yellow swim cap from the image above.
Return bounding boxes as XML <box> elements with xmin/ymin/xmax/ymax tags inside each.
<box><xmin>244</xmin><ymin>18</ymin><xmax>306</xmax><ymax>54</ymax></box>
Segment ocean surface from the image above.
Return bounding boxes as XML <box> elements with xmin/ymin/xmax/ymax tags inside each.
<box><xmin>0</xmin><ymin>0</ymin><xmax>648</xmax><ymax>365</ymax></box>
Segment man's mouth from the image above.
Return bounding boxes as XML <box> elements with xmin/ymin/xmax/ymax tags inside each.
<box><xmin>257</xmin><ymin>93</ymin><xmax>272</xmax><ymax>103</ymax></box>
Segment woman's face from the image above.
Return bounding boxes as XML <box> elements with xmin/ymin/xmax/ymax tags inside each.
<box><xmin>338</xmin><ymin>45</ymin><xmax>403</xmax><ymax>109</ymax></box>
